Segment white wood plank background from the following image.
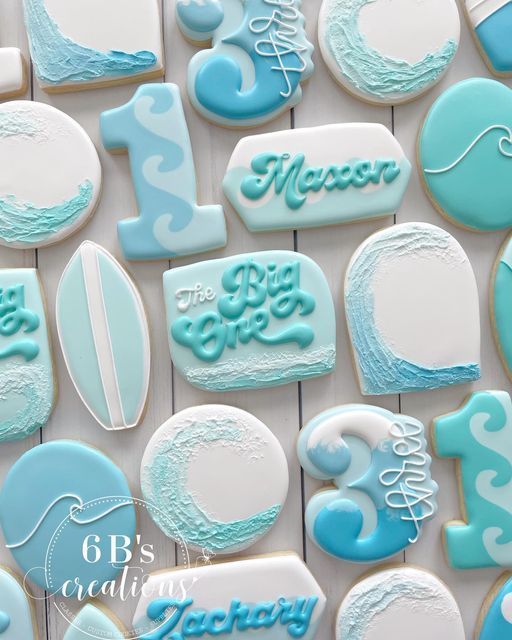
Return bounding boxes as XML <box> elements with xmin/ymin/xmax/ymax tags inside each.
<box><xmin>0</xmin><ymin>1</ymin><xmax>509</xmax><ymax>637</ymax></box>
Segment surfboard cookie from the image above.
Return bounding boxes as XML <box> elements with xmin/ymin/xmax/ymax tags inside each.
<box><xmin>465</xmin><ymin>0</ymin><xmax>512</xmax><ymax>76</ymax></box>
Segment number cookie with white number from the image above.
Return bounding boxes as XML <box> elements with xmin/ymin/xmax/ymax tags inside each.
<box><xmin>0</xmin><ymin>441</ymin><xmax>136</xmax><ymax>596</ymax></box>
<box><xmin>23</xmin><ymin>0</ymin><xmax>164</xmax><ymax>92</ymax></box>
<box><xmin>318</xmin><ymin>0</ymin><xmax>460</xmax><ymax>105</ymax></box>
<box><xmin>465</xmin><ymin>1</ymin><xmax>512</xmax><ymax>76</ymax></box>
<box><xmin>133</xmin><ymin>553</ymin><xmax>326</xmax><ymax>640</ymax></box>
<box><xmin>64</xmin><ymin>604</ymin><xmax>125</xmax><ymax>639</ymax></box>
<box><xmin>101</xmin><ymin>83</ymin><xmax>226</xmax><ymax>261</ymax></box>
<box><xmin>0</xmin><ymin>566</ymin><xmax>37</xmax><ymax>639</ymax></box>
<box><xmin>0</xmin><ymin>47</ymin><xmax>26</xmax><ymax>100</ymax></box>
<box><xmin>176</xmin><ymin>0</ymin><xmax>314</xmax><ymax>128</ymax></box>
<box><xmin>345</xmin><ymin>222</ymin><xmax>481</xmax><ymax>395</ymax></box>
<box><xmin>141</xmin><ymin>405</ymin><xmax>289</xmax><ymax>554</ymax></box>
<box><xmin>477</xmin><ymin>573</ymin><xmax>512</xmax><ymax>638</ymax></box>
<box><xmin>433</xmin><ymin>390</ymin><xmax>512</xmax><ymax>569</ymax></box>
<box><xmin>223</xmin><ymin>124</ymin><xmax>411</xmax><ymax>232</ymax></box>
<box><xmin>0</xmin><ymin>101</ymin><xmax>101</xmax><ymax>248</ymax></box>
<box><xmin>57</xmin><ymin>242</ymin><xmax>150</xmax><ymax>431</ymax></box>
<box><xmin>419</xmin><ymin>78</ymin><xmax>512</xmax><ymax>231</ymax></box>
<box><xmin>336</xmin><ymin>566</ymin><xmax>465</xmax><ymax>640</ymax></box>
<box><xmin>298</xmin><ymin>405</ymin><xmax>437</xmax><ymax>563</ymax></box>
<box><xmin>164</xmin><ymin>250</ymin><xmax>336</xmax><ymax>391</ymax></box>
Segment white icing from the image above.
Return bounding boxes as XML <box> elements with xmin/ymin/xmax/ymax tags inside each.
<box><xmin>466</xmin><ymin>0</ymin><xmax>511</xmax><ymax>27</ymax></box>
<box><xmin>0</xmin><ymin>49</ymin><xmax>25</xmax><ymax>98</ymax></box>
<box><xmin>502</xmin><ymin>593</ymin><xmax>512</xmax><ymax>623</ymax></box>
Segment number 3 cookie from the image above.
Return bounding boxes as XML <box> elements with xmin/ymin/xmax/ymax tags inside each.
<box><xmin>176</xmin><ymin>0</ymin><xmax>314</xmax><ymax>127</ymax></box>
<box><xmin>298</xmin><ymin>405</ymin><xmax>437</xmax><ymax>563</ymax></box>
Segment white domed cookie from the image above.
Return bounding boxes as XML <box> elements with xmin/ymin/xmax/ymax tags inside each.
<box><xmin>141</xmin><ymin>405</ymin><xmax>289</xmax><ymax>554</ymax></box>
<box><xmin>319</xmin><ymin>0</ymin><xmax>460</xmax><ymax>105</ymax></box>
<box><xmin>0</xmin><ymin>48</ymin><xmax>26</xmax><ymax>100</ymax></box>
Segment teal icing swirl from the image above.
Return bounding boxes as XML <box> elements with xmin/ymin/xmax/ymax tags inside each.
<box><xmin>142</xmin><ymin>416</ymin><xmax>281</xmax><ymax>553</ymax></box>
<box><xmin>325</xmin><ymin>0</ymin><xmax>457</xmax><ymax>99</ymax></box>
<box><xmin>23</xmin><ymin>0</ymin><xmax>157</xmax><ymax>85</ymax></box>
<box><xmin>0</xmin><ymin>180</ymin><xmax>93</xmax><ymax>244</ymax></box>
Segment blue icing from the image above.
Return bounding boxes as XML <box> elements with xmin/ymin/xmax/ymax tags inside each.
<box><xmin>0</xmin><ymin>613</ymin><xmax>9</xmax><ymax>633</ymax></box>
<box><xmin>308</xmin><ymin>442</ymin><xmax>351</xmax><ymax>477</ymax></box>
<box><xmin>0</xmin><ymin>568</ymin><xmax>36</xmax><ymax>639</ymax></box>
<box><xmin>345</xmin><ymin>223</ymin><xmax>480</xmax><ymax>394</ymax></box>
<box><xmin>480</xmin><ymin>575</ymin><xmax>512</xmax><ymax>639</ymax></box>
<box><xmin>0</xmin><ymin>180</ymin><xmax>93</xmax><ymax>245</ymax></box>
<box><xmin>324</xmin><ymin>0</ymin><xmax>457</xmax><ymax>101</ymax></box>
<box><xmin>493</xmin><ymin>237</ymin><xmax>512</xmax><ymax>379</ymax></box>
<box><xmin>177</xmin><ymin>0</ymin><xmax>224</xmax><ymax>35</ymax></box>
<box><xmin>100</xmin><ymin>84</ymin><xmax>226</xmax><ymax>261</ymax></box>
<box><xmin>0</xmin><ymin>441</ymin><xmax>136</xmax><ymax>597</ymax></box>
<box><xmin>23</xmin><ymin>0</ymin><xmax>157</xmax><ymax>86</ymax></box>
<box><xmin>476</xmin><ymin>2</ymin><xmax>512</xmax><ymax>73</ymax></box>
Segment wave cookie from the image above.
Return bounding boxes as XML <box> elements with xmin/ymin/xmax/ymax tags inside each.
<box><xmin>0</xmin><ymin>48</ymin><xmax>26</xmax><ymax>100</ymax></box>
<box><xmin>176</xmin><ymin>0</ymin><xmax>314</xmax><ymax>127</ymax></box>
<box><xmin>57</xmin><ymin>242</ymin><xmax>150</xmax><ymax>431</ymax></box>
<box><xmin>64</xmin><ymin>604</ymin><xmax>125</xmax><ymax>639</ymax></box>
<box><xmin>0</xmin><ymin>269</ymin><xmax>54</xmax><ymax>442</ymax></box>
<box><xmin>223</xmin><ymin>124</ymin><xmax>411</xmax><ymax>232</ymax></box>
<box><xmin>23</xmin><ymin>0</ymin><xmax>163</xmax><ymax>92</ymax></box>
<box><xmin>298</xmin><ymin>405</ymin><xmax>437</xmax><ymax>563</ymax></box>
<box><xmin>164</xmin><ymin>251</ymin><xmax>335</xmax><ymax>391</ymax></box>
<box><xmin>433</xmin><ymin>390</ymin><xmax>512</xmax><ymax>569</ymax></box>
<box><xmin>419</xmin><ymin>78</ymin><xmax>512</xmax><ymax>231</ymax></box>
<box><xmin>133</xmin><ymin>553</ymin><xmax>326</xmax><ymax>640</ymax></box>
<box><xmin>141</xmin><ymin>405</ymin><xmax>288</xmax><ymax>554</ymax></box>
<box><xmin>0</xmin><ymin>441</ymin><xmax>136</xmax><ymax>596</ymax></box>
<box><xmin>345</xmin><ymin>222</ymin><xmax>481</xmax><ymax>395</ymax></box>
<box><xmin>478</xmin><ymin>574</ymin><xmax>512</xmax><ymax>639</ymax></box>
<box><xmin>0</xmin><ymin>101</ymin><xmax>101</xmax><ymax>248</ymax></box>
<box><xmin>319</xmin><ymin>0</ymin><xmax>460</xmax><ymax>105</ymax></box>
<box><xmin>0</xmin><ymin>567</ymin><xmax>36</xmax><ymax>639</ymax></box>
<box><xmin>336</xmin><ymin>566</ymin><xmax>465</xmax><ymax>640</ymax></box>
<box><xmin>465</xmin><ymin>0</ymin><xmax>512</xmax><ymax>76</ymax></box>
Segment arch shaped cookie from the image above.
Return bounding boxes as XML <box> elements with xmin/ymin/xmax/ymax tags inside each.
<box><xmin>0</xmin><ymin>566</ymin><xmax>37</xmax><ymax>639</ymax></box>
<box><xmin>465</xmin><ymin>1</ymin><xmax>512</xmax><ymax>76</ymax></box>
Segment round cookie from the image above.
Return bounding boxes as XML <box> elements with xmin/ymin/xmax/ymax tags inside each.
<box><xmin>419</xmin><ymin>78</ymin><xmax>512</xmax><ymax>231</ymax></box>
<box><xmin>175</xmin><ymin>0</ymin><xmax>314</xmax><ymax>128</ymax></box>
<box><xmin>141</xmin><ymin>405</ymin><xmax>289</xmax><ymax>554</ymax></box>
<box><xmin>336</xmin><ymin>565</ymin><xmax>465</xmax><ymax>639</ymax></box>
<box><xmin>0</xmin><ymin>441</ymin><xmax>136</xmax><ymax>596</ymax></box>
<box><xmin>464</xmin><ymin>1</ymin><xmax>512</xmax><ymax>77</ymax></box>
<box><xmin>0</xmin><ymin>566</ymin><xmax>37</xmax><ymax>639</ymax></box>
<box><xmin>477</xmin><ymin>573</ymin><xmax>512</xmax><ymax>639</ymax></box>
<box><xmin>297</xmin><ymin>404</ymin><xmax>438</xmax><ymax>563</ymax></box>
<box><xmin>0</xmin><ymin>101</ymin><xmax>101</xmax><ymax>248</ymax></box>
<box><xmin>318</xmin><ymin>0</ymin><xmax>460</xmax><ymax>106</ymax></box>
<box><xmin>63</xmin><ymin>604</ymin><xmax>125</xmax><ymax>640</ymax></box>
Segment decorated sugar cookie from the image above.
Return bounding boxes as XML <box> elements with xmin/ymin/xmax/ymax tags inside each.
<box><xmin>101</xmin><ymin>83</ymin><xmax>226</xmax><ymax>261</ymax></box>
<box><xmin>23</xmin><ymin>0</ymin><xmax>163</xmax><ymax>92</ymax></box>
<box><xmin>0</xmin><ymin>567</ymin><xmax>37</xmax><ymax>639</ymax></box>
<box><xmin>57</xmin><ymin>242</ymin><xmax>150</xmax><ymax>431</ymax></box>
<box><xmin>141</xmin><ymin>405</ymin><xmax>289</xmax><ymax>554</ymax></box>
<box><xmin>433</xmin><ymin>390</ymin><xmax>512</xmax><ymax>569</ymax></box>
<box><xmin>492</xmin><ymin>235</ymin><xmax>512</xmax><ymax>381</ymax></box>
<box><xmin>298</xmin><ymin>405</ymin><xmax>437</xmax><ymax>563</ymax></box>
<box><xmin>419</xmin><ymin>78</ymin><xmax>512</xmax><ymax>231</ymax></box>
<box><xmin>336</xmin><ymin>566</ymin><xmax>465</xmax><ymax>640</ymax></box>
<box><xmin>176</xmin><ymin>0</ymin><xmax>314</xmax><ymax>127</ymax></box>
<box><xmin>465</xmin><ymin>1</ymin><xmax>512</xmax><ymax>76</ymax></box>
<box><xmin>133</xmin><ymin>553</ymin><xmax>326</xmax><ymax>640</ymax></box>
<box><xmin>0</xmin><ymin>269</ymin><xmax>54</xmax><ymax>442</ymax></box>
<box><xmin>64</xmin><ymin>604</ymin><xmax>125</xmax><ymax>639</ymax></box>
<box><xmin>0</xmin><ymin>48</ymin><xmax>26</xmax><ymax>100</ymax></box>
<box><xmin>477</xmin><ymin>573</ymin><xmax>512</xmax><ymax>639</ymax></box>
<box><xmin>223</xmin><ymin>124</ymin><xmax>411</xmax><ymax>232</ymax></box>
<box><xmin>0</xmin><ymin>101</ymin><xmax>101</xmax><ymax>248</ymax></box>
<box><xmin>345</xmin><ymin>222</ymin><xmax>481</xmax><ymax>395</ymax></box>
<box><xmin>318</xmin><ymin>0</ymin><xmax>460</xmax><ymax>105</ymax></box>
<box><xmin>164</xmin><ymin>250</ymin><xmax>336</xmax><ymax>391</ymax></box>
<box><xmin>0</xmin><ymin>441</ymin><xmax>136</xmax><ymax>595</ymax></box>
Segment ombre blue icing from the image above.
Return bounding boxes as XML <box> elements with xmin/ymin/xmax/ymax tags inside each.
<box><xmin>101</xmin><ymin>84</ymin><xmax>226</xmax><ymax>261</ymax></box>
<box><xmin>177</xmin><ymin>0</ymin><xmax>314</xmax><ymax>126</ymax></box>
<box><xmin>468</xmin><ymin>0</ymin><xmax>512</xmax><ymax>74</ymax></box>
<box><xmin>479</xmin><ymin>574</ymin><xmax>512</xmax><ymax>639</ymax></box>
<box><xmin>23</xmin><ymin>0</ymin><xmax>157</xmax><ymax>87</ymax></box>
<box><xmin>176</xmin><ymin>0</ymin><xmax>224</xmax><ymax>37</ymax></box>
<box><xmin>297</xmin><ymin>405</ymin><xmax>438</xmax><ymax>563</ymax></box>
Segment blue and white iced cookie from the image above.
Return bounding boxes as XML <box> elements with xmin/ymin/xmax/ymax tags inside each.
<box><xmin>298</xmin><ymin>405</ymin><xmax>437</xmax><ymax>563</ymax></box>
<box><xmin>492</xmin><ymin>235</ymin><xmax>512</xmax><ymax>382</ymax></box>
<box><xmin>141</xmin><ymin>405</ymin><xmax>289</xmax><ymax>554</ymax></box>
<box><xmin>223</xmin><ymin>123</ymin><xmax>411</xmax><ymax>232</ymax></box>
<box><xmin>0</xmin><ymin>441</ymin><xmax>136</xmax><ymax>597</ymax></box>
<box><xmin>23</xmin><ymin>0</ymin><xmax>164</xmax><ymax>92</ymax></box>
<box><xmin>63</xmin><ymin>604</ymin><xmax>125</xmax><ymax>640</ymax></box>
<box><xmin>0</xmin><ymin>566</ymin><xmax>37</xmax><ymax>639</ymax></box>
<box><xmin>478</xmin><ymin>574</ymin><xmax>512</xmax><ymax>639</ymax></box>
<box><xmin>0</xmin><ymin>101</ymin><xmax>101</xmax><ymax>248</ymax></box>
<box><xmin>319</xmin><ymin>0</ymin><xmax>460</xmax><ymax>105</ymax></box>
<box><xmin>465</xmin><ymin>0</ymin><xmax>512</xmax><ymax>76</ymax></box>
<box><xmin>345</xmin><ymin>222</ymin><xmax>481</xmax><ymax>395</ymax></box>
<box><xmin>176</xmin><ymin>0</ymin><xmax>314</xmax><ymax>127</ymax></box>
<box><xmin>419</xmin><ymin>78</ymin><xmax>512</xmax><ymax>231</ymax></box>
<box><xmin>336</xmin><ymin>566</ymin><xmax>465</xmax><ymax>640</ymax></box>
<box><xmin>0</xmin><ymin>269</ymin><xmax>54</xmax><ymax>443</ymax></box>
<box><xmin>100</xmin><ymin>83</ymin><xmax>226</xmax><ymax>261</ymax></box>
<box><xmin>164</xmin><ymin>250</ymin><xmax>336</xmax><ymax>391</ymax></box>
<box><xmin>0</xmin><ymin>48</ymin><xmax>26</xmax><ymax>100</ymax></box>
